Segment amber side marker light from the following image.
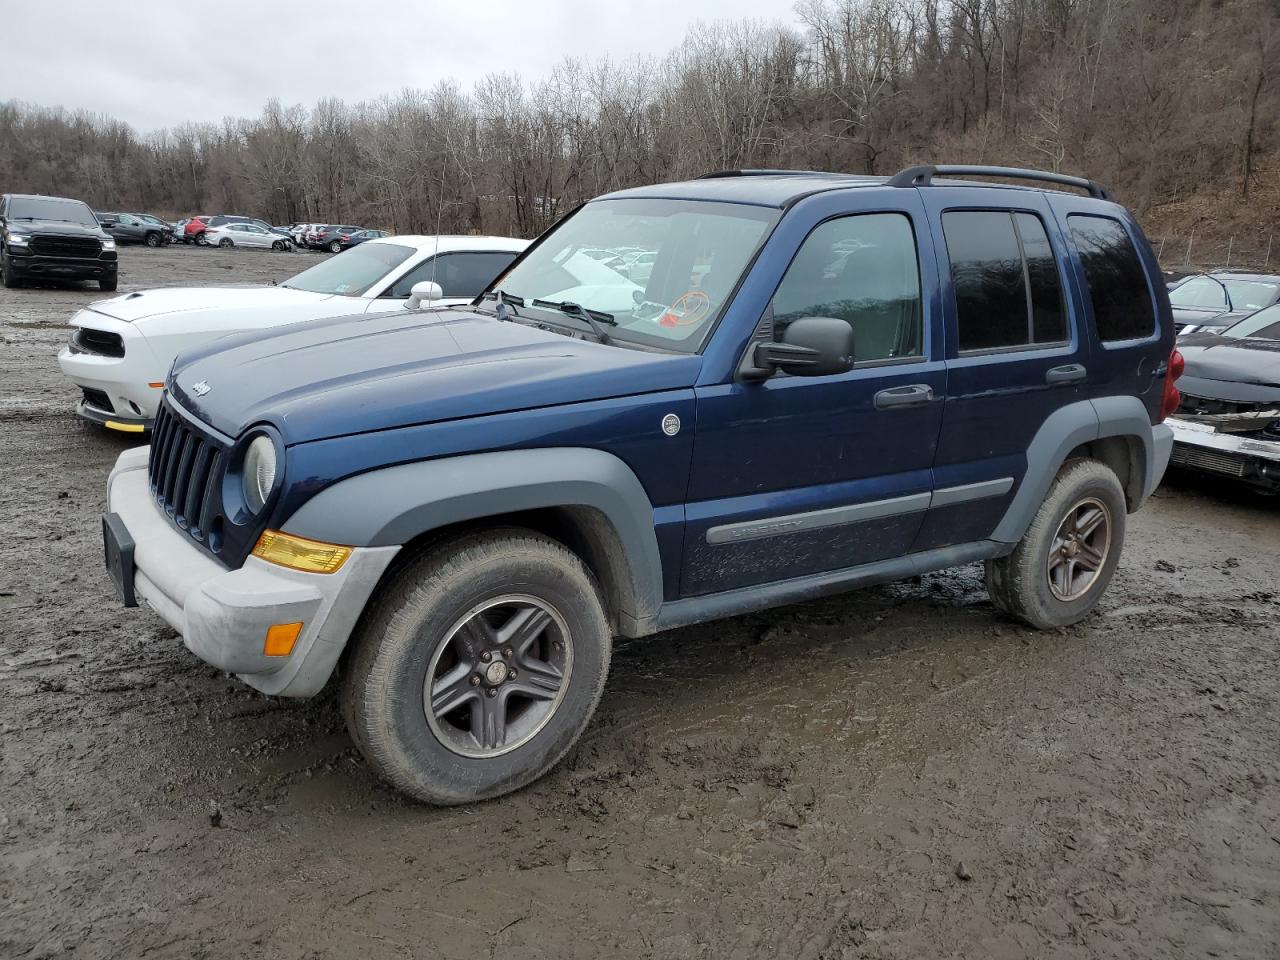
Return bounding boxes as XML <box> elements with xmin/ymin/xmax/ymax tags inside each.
<box><xmin>264</xmin><ymin>621</ymin><xmax>303</xmax><ymax>657</ymax></box>
<box><xmin>252</xmin><ymin>529</ymin><xmax>352</xmax><ymax>574</ymax></box>
<box><xmin>148</xmin><ymin>382</ymin><xmax>165</xmax><ymax>389</ymax></box>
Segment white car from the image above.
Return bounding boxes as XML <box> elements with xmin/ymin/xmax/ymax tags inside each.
<box><xmin>58</xmin><ymin>235</ymin><xmax>529</xmax><ymax>431</ymax></box>
<box><xmin>203</xmin><ymin>222</ymin><xmax>292</xmax><ymax>251</ymax></box>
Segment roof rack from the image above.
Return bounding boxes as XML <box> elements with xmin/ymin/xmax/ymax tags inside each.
<box><xmin>696</xmin><ymin>169</ymin><xmax>839</xmax><ymax>180</ymax></box>
<box><xmin>886</xmin><ymin>164</ymin><xmax>1111</xmax><ymax>201</ymax></box>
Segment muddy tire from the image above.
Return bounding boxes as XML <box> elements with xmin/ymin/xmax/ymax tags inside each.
<box><xmin>985</xmin><ymin>458</ymin><xmax>1126</xmax><ymax>629</ymax></box>
<box><xmin>342</xmin><ymin>529</ymin><xmax>612</xmax><ymax>805</ymax></box>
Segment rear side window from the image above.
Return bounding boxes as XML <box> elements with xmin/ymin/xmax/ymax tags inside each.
<box><xmin>1067</xmin><ymin>214</ymin><xmax>1155</xmax><ymax>341</ymax></box>
<box><xmin>943</xmin><ymin>211</ymin><xmax>1067</xmax><ymax>352</ymax></box>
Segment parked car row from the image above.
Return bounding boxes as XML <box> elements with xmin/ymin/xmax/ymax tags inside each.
<box><xmin>292</xmin><ymin>223</ymin><xmax>390</xmax><ymax>252</ymax></box>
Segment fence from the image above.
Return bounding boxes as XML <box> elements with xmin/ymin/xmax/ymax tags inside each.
<box><xmin>1154</xmin><ymin>231</ymin><xmax>1276</xmax><ymax>274</ymax></box>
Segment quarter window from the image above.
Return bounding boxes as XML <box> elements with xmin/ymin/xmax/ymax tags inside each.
<box><xmin>1067</xmin><ymin>214</ymin><xmax>1155</xmax><ymax>341</ymax></box>
<box><xmin>770</xmin><ymin>213</ymin><xmax>923</xmax><ymax>364</ymax></box>
<box><xmin>943</xmin><ymin>210</ymin><xmax>1067</xmax><ymax>352</ymax></box>
<box><xmin>389</xmin><ymin>252</ymin><xmax>521</xmax><ymax>299</ymax></box>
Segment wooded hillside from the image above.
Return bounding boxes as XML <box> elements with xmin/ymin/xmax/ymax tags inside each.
<box><xmin>2</xmin><ymin>0</ymin><xmax>1276</xmax><ymax>264</ymax></box>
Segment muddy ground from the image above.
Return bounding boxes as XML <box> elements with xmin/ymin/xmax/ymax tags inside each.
<box><xmin>1</xmin><ymin>246</ymin><xmax>1278</xmax><ymax>959</ymax></box>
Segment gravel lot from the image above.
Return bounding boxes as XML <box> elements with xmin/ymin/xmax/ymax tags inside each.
<box><xmin>1</xmin><ymin>246</ymin><xmax>1278</xmax><ymax>959</ymax></box>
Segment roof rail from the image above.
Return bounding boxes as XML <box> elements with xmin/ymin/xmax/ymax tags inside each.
<box><xmin>696</xmin><ymin>169</ymin><xmax>836</xmax><ymax>180</ymax></box>
<box><xmin>886</xmin><ymin>164</ymin><xmax>1111</xmax><ymax>201</ymax></box>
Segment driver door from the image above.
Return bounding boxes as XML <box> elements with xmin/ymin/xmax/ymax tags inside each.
<box><xmin>682</xmin><ymin>197</ymin><xmax>945</xmax><ymax>597</ymax></box>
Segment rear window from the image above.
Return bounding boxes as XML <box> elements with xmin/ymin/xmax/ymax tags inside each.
<box><xmin>1067</xmin><ymin>214</ymin><xmax>1155</xmax><ymax>342</ymax></box>
<box><xmin>942</xmin><ymin>210</ymin><xmax>1067</xmax><ymax>352</ymax></box>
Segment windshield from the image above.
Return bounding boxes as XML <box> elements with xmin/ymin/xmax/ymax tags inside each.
<box><xmin>8</xmin><ymin>196</ymin><xmax>100</xmax><ymax>227</ymax></box>
<box><xmin>491</xmin><ymin>198</ymin><xmax>778</xmax><ymax>352</ymax></box>
<box><xmin>1169</xmin><ymin>276</ymin><xmax>1227</xmax><ymax>310</ymax></box>
<box><xmin>1223</xmin><ymin>304</ymin><xmax>1280</xmax><ymax>340</ymax></box>
<box><xmin>1222</xmin><ymin>279</ymin><xmax>1280</xmax><ymax>312</ymax></box>
<box><xmin>281</xmin><ymin>242</ymin><xmax>414</xmax><ymax>296</ymax></box>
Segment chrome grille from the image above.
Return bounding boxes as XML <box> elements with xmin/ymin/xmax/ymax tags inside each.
<box><xmin>148</xmin><ymin>400</ymin><xmax>226</xmax><ymax>542</ymax></box>
<box><xmin>1169</xmin><ymin>443</ymin><xmax>1246</xmax><ymax>477</ymax></box>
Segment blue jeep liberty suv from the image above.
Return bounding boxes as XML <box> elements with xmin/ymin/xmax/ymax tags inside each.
<box><xmin>102</xmin><ymin>165</ymin><xmax>1182</xmax><ymax>803</ymax></box>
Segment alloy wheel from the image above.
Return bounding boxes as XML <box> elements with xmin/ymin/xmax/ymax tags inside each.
<box><xmin>1046</xmin><ymin>496</ymin><xmax>1112</xmax><ymax>601</ymax></box>
<box><xmin>424</xmin><ymin>595</ymin><xmax>572</xmax><ymax>758</ymax></box>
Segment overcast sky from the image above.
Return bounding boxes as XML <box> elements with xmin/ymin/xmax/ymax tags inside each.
<box><xmin>6</xmin><ymin>0</ymin><xmax>793</xmax><ymax>133</ymax></box>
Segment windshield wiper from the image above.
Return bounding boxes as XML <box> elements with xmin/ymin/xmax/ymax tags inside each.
<box><xmin>531</xmin><ymin>299</ymin><xmax>616</xmax><ymax>343</ymax></box>
<box><xmin>481</xmin><ymin>288</ymin><xmax>525</xmax><ymax>320</ymax></box>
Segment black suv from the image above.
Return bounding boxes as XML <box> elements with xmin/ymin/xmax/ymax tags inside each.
<box><xmin>1</xmin><ymin>194</ymin><xmax>119</xmax><ymax>291</ymax></box>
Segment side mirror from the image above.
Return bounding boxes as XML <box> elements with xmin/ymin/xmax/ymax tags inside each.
<box><xmin>751</xmin><ymin>316</ymin><xmax>854</xmax><ymax>378</ymax></box>
<box><xmin>101</xmin><ymin>219</ymin><xmax>117</xmax><ymax>229</ymax></box>
<box><xmin>406</xmin><ymin>280</ymin><xmax>444</xmax><ymax>309</ymax></box>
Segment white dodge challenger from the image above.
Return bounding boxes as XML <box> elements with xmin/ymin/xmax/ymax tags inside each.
<box><xmin>58</xmin><ymin>234</ymin><xmax>529</xmax><ymax>432</ymax></box>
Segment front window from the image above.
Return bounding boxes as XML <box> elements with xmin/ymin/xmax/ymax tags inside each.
<box><xmin>1170</xmin><ymin>276</ymin><xmax>1229</xmax><ymax>310</ymax></box>
<box><xmin>1222</xmin><ymin>304</ymin><xmax>1280</xmax><ymax>340</ymax></box>
<box><xmin>280</xmin><ymin>242</ymin><xmax>415</xmax><ymax>296</ymax></box>
<box><xmin>491</xmin><ymin>198</ymin><xmax>779</xmax><ymax>352</ymax></box>
<box><xmin>1221</xmin><ymin>279</ymin><xmax>1280</xmax><ymax>312</ymax></box>
<box><xmin>8</xmin><ymin>196</ymin><xmax>100</xmax><ymax>227</ymax></box>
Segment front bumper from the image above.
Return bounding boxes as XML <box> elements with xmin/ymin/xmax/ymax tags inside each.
<box><xmin>1167</xmin><ymin>417</ymin><xmax>1280</xmax><ymax>488</ymax></box>
<box><xmin>8</xmin><ymin>250</ymin><xmax>117</xmax><ymax>281</ymax></box>
<box><xmin>106</xmin><ymin>447</ymin><xmax>399</xmax><ymax>696</ymax></box>
<box><xmin>58</xmin><ymin>323</ymin><xmax>166</xmax><ymax>425</ymax></box>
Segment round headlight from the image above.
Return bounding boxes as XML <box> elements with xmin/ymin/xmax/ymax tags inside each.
<box><xmin>242</xmin><ymin>435</ymin><xmax>277</xmax><ymax>514</ymax></box>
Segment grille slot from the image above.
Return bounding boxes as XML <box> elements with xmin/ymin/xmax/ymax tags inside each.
<box><xmin>71</xmin><ymin>327</ymin><xmax>125</xmax><ymax>358</ymax></box>
<box><xmin>1169</xmin><ymin>444</ymin><xmax>1247</xmax><ymax>477</ymax></box>
<box><xmin>81</xmin><ymin>387</ymin><xmax>113</xmax><ymax>412</ymax></box>
<box><xmin>148</xmin><ymin>400</ymin><xmax>226</xmax><ymax>542</ymax></box>
<box><xmin>30</xmin><ymin>235</ymin><xmax>102</xmax><ymax>258</ymax></box>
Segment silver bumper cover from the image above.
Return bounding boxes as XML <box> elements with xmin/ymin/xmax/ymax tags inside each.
<box><xmin>107</xmin><ymin>447</ymin><xmax>399</xmax><ymax>696</ymax></box>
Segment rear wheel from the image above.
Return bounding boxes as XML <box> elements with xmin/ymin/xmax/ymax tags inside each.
<box><xmin>328</xmin><ymin>239</ymin><xmax>342</xmax><ymax>253</ymax></box>
<box><xmin>144</xmin><ymin>232</ymin><xmax>162</xmax><ymax>247</ymax></box>
<box><xmin>985</xmin><ymin>458</ymin><xmax>1126</xmax><ymax>629</ymax></box>
<box><xmin>342</xmin><ymin>529</ymin><xmax>612</xmax><ymax>805</ymax></box>
<box><xmin>196</xmin><ymin>233</ymin><xmax>209</xmax><ymax>246</ymax></box>
<box><xmin>271</xmin><ymin>240</ymin><xmax>284</xmax><ymax>251</ymax></box>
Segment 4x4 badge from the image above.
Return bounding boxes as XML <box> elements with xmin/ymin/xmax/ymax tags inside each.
<box><xmin>191</xmin><ymin>381</ymin><xmax>211</xmax><ymax>397</ymax></box>
<box><xmin>661</xmin><ymin>413</ymin><xmax>681</xmax><ymax>436</ymax></box>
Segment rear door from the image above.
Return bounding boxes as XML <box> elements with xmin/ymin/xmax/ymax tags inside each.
<box><xmin>682</xmin><ymin>190</ymin><xmax>946</xmax><ymax>597</ymax></box>
<box><xmin>912</xmin><ymin>189</ymin><xmax>1088</xmax><ymax>550</ymax></box>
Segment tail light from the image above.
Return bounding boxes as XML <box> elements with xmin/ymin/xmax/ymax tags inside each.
<box><xmin>1157</xmin><ymin>348</ymin><xmax>1185</xmax><ymax>422</ymax></box>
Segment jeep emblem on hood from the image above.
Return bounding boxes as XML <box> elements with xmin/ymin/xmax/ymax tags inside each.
<box><xmin>191</xmin><ymin>380</ymin><xmax>211</xmax><ymax>397</ymax></box>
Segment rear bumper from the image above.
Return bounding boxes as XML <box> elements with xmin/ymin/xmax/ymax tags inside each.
<box><xmin>107</xmin><ymin>447</ymin><xmax>400</xmax><ymax>696</ymax></box>
<box><xmin>8</xmin><ymin>251</ymin><xmax>117</xmax><ymax>280</ymax></box>
<box><xmin>1167</xmin><ymin>417</ymin><xmax>1280</xmax><ymax>488</ymax></box>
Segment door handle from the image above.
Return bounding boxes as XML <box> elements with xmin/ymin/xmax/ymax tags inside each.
<box><xmin>1045</xmin><ymin>363</ymin><xmax>1087</xmax><ymax>385</ymax></box>
<box><xmin>874</xmin><ymin>384</ymin><xmax>935</xmax><ymax>409</ymax></box>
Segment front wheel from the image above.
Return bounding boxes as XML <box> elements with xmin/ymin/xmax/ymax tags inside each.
<box><xmin>342</xmin><ymin>529</ymin><xmax>612</xmax><ymax>805</ymax></box>
<box><xmin>99</xmin><ymin>277</ymin><xmax>118</xmax><ymax>292</ymax></box>
<box><xmin>144</xmin><ymin>232</ymin><xmax>162</xmax><ymax>247</ymax></box>
<box><xmin>985</xmin><ymin>458</ymin><xmax>1126</xmax><ymax>629</ymax></box>
<box><xmin>271</xmin><ymin>240</ymin><xmax>284</xmax><ymax>251</ymax></box>
<box><xmin>0</xmin><ymin>250</ymin><xmax>20</xmax><ymax>288</ymax></box>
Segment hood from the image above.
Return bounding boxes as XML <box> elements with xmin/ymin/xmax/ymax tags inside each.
<box><xmin>1174</xmin><ymin>306</ymin><xmax>1250</xmax><ymax>329</ymax></box>
<box><xmin>1176</xmin><ymin>331</ymin><xmax>1280</xmax><ymax>401</ymax></box>
<box><xmin>169</xmin><ymin>308</ymin><xmax>703</xmax><ymax>443</ymax></box>
<box><xmin>85</xmin><ymin>285</ymin><xmax>339</xmax><ymax>323</ymax></box>
<box><xmin>11</xmin><ymin>218</ymin><xmax>107</xmax><ymax>239</ymax></box>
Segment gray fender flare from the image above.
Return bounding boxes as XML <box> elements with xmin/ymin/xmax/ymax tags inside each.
<box><xmin>281</xmin><ymin>448</ymin><xmax>665</xmax><ymax>625</ymax></box>
<box><xmin>992</xmin><ymin>396</ymin><xmax>1165</xmax><ymax>544</ymax></box>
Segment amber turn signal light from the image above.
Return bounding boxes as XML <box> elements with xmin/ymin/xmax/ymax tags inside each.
<box><xmin>251</xmin><ymin>530</ymin><xmax>352</xmax><ymax>574</ymax></box>
<box><xmin>264</xmin><ymin>621</ymin><xmax>303</xmax><ymax>657</ymax></box>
